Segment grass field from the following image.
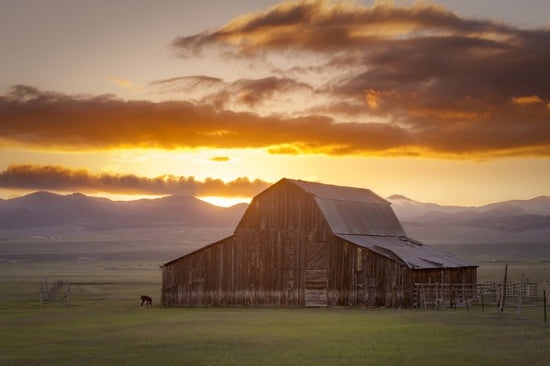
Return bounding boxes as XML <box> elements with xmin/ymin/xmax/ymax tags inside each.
<box><xmin>1</xmin><ymin>228</ymin><xmax>550</xmax><ymax>365</ymax></box>
<box><xmin>2</xmin><ymin>261</ymin><xmax>550</xmax><ymax>366</ymax></box>
<box><xmin>2</xmin><ymin>289</ymin><xmax>550</xmax><ymax>366</ymax></box>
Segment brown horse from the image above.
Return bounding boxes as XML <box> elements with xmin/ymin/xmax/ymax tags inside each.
<box><xmin>140</xmin><ymin>295</ymin><xmax>152</xmax><ymax>308</ymax></box>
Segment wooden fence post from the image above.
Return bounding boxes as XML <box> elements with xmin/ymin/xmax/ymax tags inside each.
<box><xmin>544</xmin><ymin>290</ymin><xmax>547</xmax><ymax>324</ymax></box>
<box><xmin>517</xmin><ymin>273</ymin><xmax>524</xmax><ymax>317</ymax></box>
<box><xmin>66</xmin><ymin>282</ymin><xmax>71</xmax><ymax>307</ymax></box>
<box><xmin>499</xmin><ymin>264</ymin><xmax>508</xmax><ymax>313</ymax></box>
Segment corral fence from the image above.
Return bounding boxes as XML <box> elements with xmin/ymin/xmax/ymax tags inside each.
<box><xmin>413</xmin><ymin>281</ymin><xmax>548</xmax><ymax>322</ymax></box>
<box><xmin>414</xmin><ymin>281</ymin><xmax>538</xmax><ymax>308</ymax></box>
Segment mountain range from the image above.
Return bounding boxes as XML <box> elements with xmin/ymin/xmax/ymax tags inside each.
<box><xmin>387</xmin><ymin>194</ymin><xmax>550</xmax><ymax>232</ymax></box>
<box><xmin>386</xmin><ymin>195</ymin><xmax>550</xmax><ymax>244</ymax></box>
<box><xmin>0</xmin><ymin>191</ymin><xmax>247</xmax><ymax>230</ymax></box>
<box><xmin>1</xmin><ymin>192</ymin><xmax>549</xmax><ymax>244</ymax></box>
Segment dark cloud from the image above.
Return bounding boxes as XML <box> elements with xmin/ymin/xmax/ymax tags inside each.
<box><xmin>150</xmin><ymin>75</ymin><xmax>315</xmax><ymax>112</ymax></box>
<box><xmin>2</xmin><ymin>1</ymin><xmax>550</xmax><ymax>158</ymax></box>
<box><xmin>168</xmin><ymin>0</ymin><xmax>550</xmax><ymax>158</ymax></box>
<box><xmin>0</xmin><ymin>85</ymin><xmax>414</xmax><ymax>155</ymax></box>
<box><xmin>172</xmin><ymin>1</ymin><xmax>516</xmax><ymax>56</ymax></box>
<box><xmin>1</xmin><ymin>83</ymin><xmax>550</xmax><ymax>157</ymax></box>
<box><xmin>0</xmin><ymin>164</ymin><xmax>270</xmax><ymax>197</ymax></box>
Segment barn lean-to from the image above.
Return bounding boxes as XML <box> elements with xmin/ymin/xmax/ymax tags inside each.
<box><xmin>162</xmin><ymin>178</ymin><xmax>477</xmax><ymax>307</ymax></box>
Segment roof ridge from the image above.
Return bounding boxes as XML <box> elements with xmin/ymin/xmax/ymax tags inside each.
<box><xmin>285</xmin><ymin>178</ymin><xmax>389</xmax><ymax>205</ymax></box>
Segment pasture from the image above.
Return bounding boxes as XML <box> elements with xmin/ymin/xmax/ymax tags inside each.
<box><xmin>2</xmin><ymin>285</ymin><xmax>550</xmax><ymax>366</ymax></box>
<box><xmin>1</xmin><ymin>227</ymin><xmax>550</xmax><ymax>365</ymax></box>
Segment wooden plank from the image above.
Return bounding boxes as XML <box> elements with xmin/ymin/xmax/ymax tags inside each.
<box><xmin>304</xmin><ymin>269</ymin><xmax>327</xmax><ymax>307</ymax></box>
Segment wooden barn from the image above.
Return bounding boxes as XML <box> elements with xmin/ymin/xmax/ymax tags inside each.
<box><xmin>162</xmin><ymin>179</ymin><xmax>477</xmax><ymax>307</ymax></box>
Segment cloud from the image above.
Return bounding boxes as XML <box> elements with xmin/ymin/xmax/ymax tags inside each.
<box><xmin>209</xmin><ymin>156</ymin><xmax>230</xmax><ymax>162</ymax></box>
<box><xmin>1</xmin><ymin>84</ymin><xmax>550</xmax><ymax>157</ymax></box>
<box><xmin>512</xmin><ymin>95</ymin><xmax>545</xmax><ymax>105</ymax></box>
<box><xmin>167</xmin><ymin>0</ymin><xmax>550</xmax><ymax>157</ymax></box>
<box><xmin>172</xmin><ymin>0</ymin><xmax>516</xmax><ymax>56</ymax></box>
<box><xmin>149</xmin><ymin>75</ymin><xmax>316</xmax><ymax>116</ymax></box>
<box><xmin>0</xmin><ymin>164</ymin><xmax>270</xmax><ymax>197</ymax></box>
<box><xmin>0</xmin><ymin>84</ymin><xmax>410</xmax><ymax>154</ymax></box>
<box><xmin>3</xmin><ymin>2</ymin><xmax>548</xmax><ymax>159</ymax></box>
<box><xmin>109</xmin><ymin>76</ymin><xmax>143</xmax><ymax>93</ymax></box>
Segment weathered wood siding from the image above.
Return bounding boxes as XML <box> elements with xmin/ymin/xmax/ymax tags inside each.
<box><xmin>327</xmin><ymin>236</ymin><xmax>411</xmax><ymax>307</ymax></box>
<box><xmin>326</xmin><ymin>235</ymin><xmax>477</xmax><ymax>307</ymax></box>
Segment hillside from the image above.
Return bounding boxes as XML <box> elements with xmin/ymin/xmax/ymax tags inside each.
<box><xmin>1</xmin><ymin>191</ymin><xmax>549</xmax><ymax>245</ymax></box>
<box><xmin>387</xmin><ymin>195</ymin><xmax>550</xmax><ymax>243</ymax></box>
<box><xmin>0</xmin><ymin>192</ymin><xmax>247</xmax><ymax>230</ymax></box>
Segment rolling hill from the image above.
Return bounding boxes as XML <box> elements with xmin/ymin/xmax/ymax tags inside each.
<box><xmin>387</xmin><ymin>194</ymin><xmax>550</xmax><ymax>243</ymax></box>
<box><xmin>0</xmin><ymin>192</ymin><xmax>247</xmax><ymax>230</ymax></box>
<box><xmin>1</xmin><ymin>191</ymin><xmax>549</xmax><ymax>245</ymax></box>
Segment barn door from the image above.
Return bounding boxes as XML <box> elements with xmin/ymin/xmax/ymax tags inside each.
<box><xmin>304</xmin><ymin>239</ymin><xmax>327</xmax><ymax>307</ymax></box>
<box><xmin>304</xmin><ymin>269</ymin><xmax>327</xmax><ymax>307</ymax></box>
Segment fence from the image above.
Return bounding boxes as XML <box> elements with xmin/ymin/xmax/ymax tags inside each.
<box><xmin>413</xmin><ymin>281</ymin><xmax>540</xmax><ymax>309</ymax></box>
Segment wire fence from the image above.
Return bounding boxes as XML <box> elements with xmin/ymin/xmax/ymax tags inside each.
<box><xmin>414</xmin><ymin>281</ymin><xmax>549</xmax><ymax>323</ymax></box>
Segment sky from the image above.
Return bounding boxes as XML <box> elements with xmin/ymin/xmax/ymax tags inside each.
<box><xmin>1</xmin><ymin>0</ymin><xmax>549</xmax><ymax>206</ymax></box>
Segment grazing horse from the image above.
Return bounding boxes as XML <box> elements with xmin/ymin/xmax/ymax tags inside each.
<box><xmin>140</xmin><ymin>295</ymin><xmax>152</xmax><ymax>308</ymax></box>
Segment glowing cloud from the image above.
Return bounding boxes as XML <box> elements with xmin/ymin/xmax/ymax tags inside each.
<box><xmin>2</xmin><ymin>1</ymin><xmax>549</xmax><ymax>159</ymax></box>
<box><xmin>1</xmin><ymin>84</ymin><xmax>549</xmax><ymax>158</ymax></box>
<box><xmin>0</xmin><ymin>164</ymin><xmax>270</xmax><ymax>197</ymax></box>
<box><xmin>209</xmin><ymin>156</ymin><xmax>231</xmax><ymax>162</ymax></box>
<box><xmin>512</xmin><ymin>95</ymin><xmax>545</xmax><ymax>105</ymax></box>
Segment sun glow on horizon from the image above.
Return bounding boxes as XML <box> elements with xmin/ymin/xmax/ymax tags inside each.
<box><xmin>197</xmin><ymin>196</ymin><xmax>252</xmax><ymax>207</ymax></box>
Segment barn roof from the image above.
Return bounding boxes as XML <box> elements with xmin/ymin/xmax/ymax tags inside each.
<box><xmin>285</xmin><ymin>179</ymin><xmax>475</xmax><ymax>270</ymax></box>
<box><xmin>286</xmin><ymin>179</ymin><xmax>406</xmax><ymax>236</ymax></box>
<box><xmin>337</xmin><ymin>234</ymin><xmax>477</xmax><ymax>269</ymax></box>
<box><xmin>287</xmin><ymin>179</ymin><xmax>389</xmax><ymax>205</ymax></box>
<box><xmin>164</xmin><ymin>179</ymin><xmax>476</xmax><ymax>270</ymax></box>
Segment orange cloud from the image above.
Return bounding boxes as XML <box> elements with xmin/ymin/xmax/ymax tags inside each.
<box><xmin>1</xmin><ymin>85</ymin><xmax>550</xmax><ymax>158</ymax></box>
<box><xmin>209</xmin><ymin>156</ymin><xmax>230</xmax><ymax>162</ymax></box>
<box><xmin>0</xmin><ymin>164</ymin><xmax>270</xmax><ymax>197</ymax></box>
<box><xmin>173</xmin><ymin>1</ymin><xmax>515</xmax><ymax>56</ymax></box>
<box><xmin>0</xmin><ymin>85</ymin><xmax>410</xmax><ymax>154</ymax></box>
<box><xmin>365</xmin><ymin>90</ymin><xmax>380</xmax><ymax>110</ymax></box>
<box><xmin>512</xmin><ymin>95</ymin><xmax>545</xmax><ymax>105</ymax></box>
<box><xmin>163</xmin><ymin>1</ymin><xmax>550</xmax><ymax>158</ymax></box>
<box><xmin>267</xmin><ymin>145</ymin><xmax>301</xmax><ymax>155</ymax></box>
<box><xmin>150</xmin><ymin>75</ymin><xmax>315</xmax><ymax>115</ymax></box>
<box><xmin>109</xmin><ymin>76</ymin><xmax>143</xmax><ymax>93</ymax></box>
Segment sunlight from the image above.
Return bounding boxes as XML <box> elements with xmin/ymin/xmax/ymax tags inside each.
<box><xmin>197</xmin><ymin>196</ymin><xmax>251</xmax><ymax>207</ymax></box>
<box><xmin>91</xmin><ymin>193</ymin><xmax>167</xmax><ymax>201</ymax></box>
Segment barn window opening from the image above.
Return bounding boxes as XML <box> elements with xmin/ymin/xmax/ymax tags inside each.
<box><xmin>356</xmin><ymin>247</ymin><xmax>362</xmax><ymax>272</ymax></box>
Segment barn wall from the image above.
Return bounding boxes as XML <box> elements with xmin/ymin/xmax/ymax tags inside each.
<box><xmin>412</xmin><ymin>267</ymin><xmax>478</xmax><ymax>286</ymax></box>
<box><xmin>326</xmin><ymin>236</ymin><xmax>478</xmax><ymax>308</ymax></box>
<box><xmin>162</xmin><ymin>180</ymin><xmax>331</xmax><ymax>307</ymax></box>
<box><xmin>326</xmin><ymin>236</ymin><xmax>410</xmax><ymax>307</ymax></box>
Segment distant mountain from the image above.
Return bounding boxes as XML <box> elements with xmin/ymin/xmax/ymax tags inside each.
<box><xmin>1</xmin><ymin>191</ymin><xmax>549</xmax><ymax>242</ymax></box>
<box><xmin>387</xmin><ymin>194</ymin><xmax>550</xmax><ymax>243</ymax></box>
<box><xmin>386</xmin><ymin>194</ymin><xmax>470</xmax><ymax>220</ymax></box>
<box><xmin>388</xmin><ymin>194</ymin><xmax>550</xmax><ymax>220</ymax></box>
<box><xmin>0</xmin><ymin>192</ymin><xmax>247</xmax><ymax>230</ymax></box>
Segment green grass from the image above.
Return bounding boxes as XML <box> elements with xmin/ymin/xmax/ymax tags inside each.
<box><xmin>1</xmin><ymin>280</ymin><xmax>550</xmax><ymax>366</ymax></box>
<box><xmin>1</xmin><ymin>233</ymin><xmax>549</xmax><ymax>366</ymax></box>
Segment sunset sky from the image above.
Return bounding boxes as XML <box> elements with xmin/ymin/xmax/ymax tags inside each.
<box><xmin>1</xmin><ymin>0</ymin><xmax>549</xmax><ymax>206</ymax></box>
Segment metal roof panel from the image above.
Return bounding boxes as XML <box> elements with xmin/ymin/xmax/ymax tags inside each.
<box><xmin>337</xmin><ymin>234</ymin><xmax>477</xmax><ymax>269</ymax></box>
<box><xmin>287</xmin><ymin>179</ymin><xmax>389</xmax><ymax>204</ymax></box>
<box><xmin>315</xmin><ymin>198</ymin><xmax>406</xmax><ymax>236</ymax></box>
